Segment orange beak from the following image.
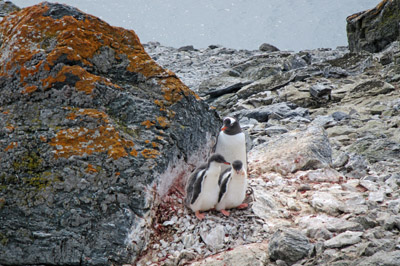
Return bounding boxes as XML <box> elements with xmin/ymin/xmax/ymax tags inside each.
<box><xmin>221</xmin><ymin>126</ymin><xmax>227</xmax><ymax>131</ymax></box>
<box><xmin>224</xmin><ymin>162</ymin><xmax>231</xmax><ymax>165</ymax></box>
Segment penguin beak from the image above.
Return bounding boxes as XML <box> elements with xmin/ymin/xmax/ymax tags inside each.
<box><xmin>224</xmin><ymin>162</ymin><xmax>231</xmax><ymax>165</ymax></box>
<box><xmin>221</xmin><ymin>126</ymin><xmax>227</xmax><ymax>131</ymax></box>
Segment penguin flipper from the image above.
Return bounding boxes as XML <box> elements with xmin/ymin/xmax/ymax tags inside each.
<box><xmin>218</xmin><ymin>168</ymin><xmax>230</xmax><ymax>186</ymax></box>
<box><xmin>190</xmin><ymin>170</ymin><xmax>206</xmax><ymax>205</ymax></box>
<box><xmin>218</xmin><ymin>172</ymin><xmax>231</xmax><ymax>203</ymax></box>
<box><xmin>185</xmin><ymin>163</ymin><xmax>207</xmax><ymax>206</ymax></box>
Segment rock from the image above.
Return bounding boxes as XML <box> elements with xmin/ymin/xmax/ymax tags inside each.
<box><xmin>298</xmin><ymin>215</ymin><xmax>362</xmax><ymax>237</ymax></box>
<box><xmin>178</xmin><ymin>45</ymin><xmax>196</xmax><ymax>52</ymax></box>
<box><xmin>0</xmin><ymin>3</ymin><xmax>220</xmax><ymax>265</ymax></box>
<box><xmin>295</xmin><ymin>168</ymin><xmax>344</xmax><ymax>183</ymax></box>
<box><xmin>200</xmin><ymin>224</ymin><xmax>225</xmax><ymax>250</ymax></box>
<box><xmin>311</xmin><ymin>192</ymin><xmax>345</xmax><ymax>215</ymax></box>
<box><xmin>249</xmin><ymin>125</ymin><xmax>332</xmax><ymax>175</ymax></box>
<box><xmin>347</xmin><ymin>0</ymin><xmax>400</xmax><ymax>53</ymax></box>
<box><xmin>233</xmin><ymin>102</ymin><xmax>309</xmax><ymax>123</ymax></box>
<box><xmin>236</xmin><ymin>72</ymin><xmax>294</xmax><ymax>99</ymax></box>
<box><xmin>191</xmin><ymin>241</ymin><xmax>269</xmax><ymax>266</ymax></box>
<box><xmin>355</xmin><ymin>250</ymin><xmax>400</xmax><ymax>266</ymax></box>
<box><xmin>268</xmin><ymin>228</ymin><xmax>313</xmax><ymax>265</ymax></box>
<box><xmin>0</xmin><ymin>0</ymin><xmax>19</xmax><ymax>19</ymax></box>
<box><xmin>324</xmin><ymin>231</ymin><xmax>363</xmax><ymax>249</ymax></box>
<box><xmin>310</xmin><ymin>83</ymin><xmax>332</xmax><ymax>100</ymax></box>
<box><xmin>368</xmin><ymin>190</ymin><xmax>385</xmax><ymax>203</ymax></box>
<box><xmin>331</xmin><ymin>111</ymin><xmax>350</xmax><ymax>122</ymax></box>
<box><xmin>349</xmin><ymin>80</ymin><xmax>395</xmax><ymax>98</ymax></box>
<box><xmin>259</xmin><ymin>43</ymin><xmax>280</xmax><ymax>52</ymax></box>
<box><xmin>204</xmin><ymin>81</ymin><xmax>253</xmax><ymax>99</ymax></box>
<box><xmin>251</xmin><ymin>182</ymin><xmax>280</xmax><ymax>221</ymax></box>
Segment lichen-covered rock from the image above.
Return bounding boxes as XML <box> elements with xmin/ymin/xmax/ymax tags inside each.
<box><xmin>0</xmin><ymin>0</ymin><xmax>19</xmax><ymax>18</ymax></box>
<box><xmin>0</xmin><ymin>2</ymin><xmax>219</xmax><ymax>265</ymax></box>
<box><xmin>347</xmin><ymin>0</ymin><xmax>400</xmax><ymax>53</ymax></box>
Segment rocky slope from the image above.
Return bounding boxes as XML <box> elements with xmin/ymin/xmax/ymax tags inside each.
<box><xmin>137</xmin><ymin>1</ymin><xmax>400</xmax><ymax>265</ymax></box>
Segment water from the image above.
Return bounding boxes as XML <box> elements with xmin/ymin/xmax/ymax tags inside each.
<box><xmin>12</xmin><ymin>0</ymin><xmax>380</xmax><ymax>51</ymax></box>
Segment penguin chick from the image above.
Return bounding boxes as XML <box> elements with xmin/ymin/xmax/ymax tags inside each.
<box><xmin>185</xmin><ymin>154</ymin><xmax>230</xmax><ymax>220</ymax></box>
<box><xmin>214</xmin><ymin>117</ymin><xmax>247</xmax><ymax>172</ymax></box>
<box><xmin>216</xmin><ymin>160</ymin><xmax>248</xmax><ymax>216</ymax></box>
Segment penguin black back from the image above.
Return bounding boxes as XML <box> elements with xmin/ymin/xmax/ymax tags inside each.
<box><xmin>185</xmin><ymin>154</ymin><xmax>229</xmax><ymax>206</ymax></box>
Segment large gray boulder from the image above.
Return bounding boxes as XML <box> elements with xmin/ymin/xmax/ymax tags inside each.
<box><xmin>347</xmin><ymin>0</ymin><xmax>400</xmax><ymax>53</ymax></box>
<box><xmin>0</xmin><ymin>2</ymin><xmax>219</xmax><ymax>265</ymax></box>
<box><xmin>268</xmin><ymin>228</ymin><xmax>313</xmax><ymax>265</ymax></box>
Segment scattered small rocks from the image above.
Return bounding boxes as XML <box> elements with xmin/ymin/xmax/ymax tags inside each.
<box><xmin>143</xmin><ymin>38</ymin><xmax>400</xmax><ymax>265</ymax></box>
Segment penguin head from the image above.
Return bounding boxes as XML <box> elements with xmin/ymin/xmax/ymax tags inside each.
<box><xmin>208</xmin><ymin>153</ymin><xmax>230</xmax><ymax>166</ymax></box>
<box><xmin>221</xmin><ymin>117</ymin><xmax>242</xmax><ymax>135</ymax></box>
<box><xmin>232</xmin><ymin>160</ymin><xmax>244</xmax><ymax>174</ymax></box>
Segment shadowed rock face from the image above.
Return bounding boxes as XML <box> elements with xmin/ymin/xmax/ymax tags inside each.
<box><xmin>0</xmin><ymin>2</ymin><xmax>219</xmax><ymax>265</ymax></box>
<box><xmin>347</xmin><ymin>0</ymin><xmax>400</xmax><ymax>53</ymax></box>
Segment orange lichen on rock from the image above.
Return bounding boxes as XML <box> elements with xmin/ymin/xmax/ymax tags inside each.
<box><xmin>21</xmin><ymin>85</ymin><xmax>38</xmax><ymax>94</ymax></box>
<box><xmin>42</xmin><ymin>65</ymin><xmax>117</xmax><ymax>94</ymax></box>
<box><xmin>0</xmin><ymin>2</ymin><xmax>196</xmax><ymax>104</ymax></box>
<box><xmin>5</xmin><ymin>125</ymin><xmax>15</xmax><ymax>133</ymax></box>
<box><xmin>50</xmin><ymin>125</ymin><xmax>134</xmax><ymax>160</ymax></box>
<box><xmin>20</xmin><ymin>61</ymin><xmax>44</xmax><ymax>84</ymax></box>
<box><xmin>50</xmin><ymin>109</ymin><xmax>135</xmax><ymax>160</ymax></box>
<box><xmin>5</xmin><ymin>142</ymin><xmax>18</xmax><ymax>151</ymax></box>
<box><xmin>156</xmin><ymin>116</ymin><xmax>169</xmax><ymax>128</ymax></box>
<box><xmin>141</xmin><ymin>149</ymin><xmax>160</xmax><ymax>159</ymax></box>
<box><xmin>65</xmin><ymin>108</ymin><xmax>111</xmax><ymax>123</ymax></box>
<box><xmin>86</xmin><ymin>164</ymin><xmax>98</xmax><ymax>173</ymax></box>
<box><xmin>141</xmin><ymin>120</ymin><xmax>155</xmax><ymax>129</ymax></box>
<box><xmin>130</xmin><ymin>149</ymin><xmax>138</xmax><ymax>157</ymax></box>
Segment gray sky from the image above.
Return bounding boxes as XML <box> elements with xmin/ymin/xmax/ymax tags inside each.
<box><xmin>13</xmin><ymin>0</ymin><xmax>379</xmax><ymax>51</ymax></box>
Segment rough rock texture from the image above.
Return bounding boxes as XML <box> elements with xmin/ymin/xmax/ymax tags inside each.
<box><xmin>0</xmin><ymin>0</ymin><xmax>19</xmax><ymax>18</ymax></box>
<box><xmin>0</xmin><ymin>2</ymin><xmax>219</xmax><ymax>265</ymax></box>
<box><xmin>142</xmin><ymin>38</ymin><xmax>400</xmax><ymax>266</ymax></box>
<box><xmin>268</xmin><ymin>229</ymin><xmax>313</xmax><ymax>265</ymax></box>
<box><xmin>347</xmin><ymin>0</ymin><xmax>400</xmax><ymax>53</ymax></box>
<box><xmin>249</xmin><ymin>125</ymin><xmax>332</xmax><ymax>175</ymax></box>
<box><xmin>2</xmin><ymin>1</ymin><xmax>400</xmax><ymax>266</ymax></box>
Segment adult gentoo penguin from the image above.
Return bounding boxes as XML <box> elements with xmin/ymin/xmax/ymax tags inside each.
<box><xmin>214</xmin><ymin>116</ymin><xmax>247</xmax><ymax>172</ymax></box>
<box><xmin>185</xmin><ymin>154</ymin><xmax>231</xmax><ymax>220</ymax></box>
<box><xmin>216</xmin><ymin>160</ymin><xmax>248</xmax><ymax>216</ymax></box>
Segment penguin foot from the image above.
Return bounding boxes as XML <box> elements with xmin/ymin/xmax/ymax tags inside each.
<box><xmin>195</xmin><ymin>211</ymin><xmax>205</xmax><ymax>220</ymax></box>
<box><xmin>237</xmin><ymin>203</ymin><xmax>248</xmax><ymax>209</ymax></box>
<box><xmin>220</xmin><ymin>209</ymin><xmax>230</xmax><ymax>216</ymax></box>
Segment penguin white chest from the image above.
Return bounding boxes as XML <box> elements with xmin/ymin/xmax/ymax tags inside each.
<box><xmin>216</xmin><ymin>173</ymin><xmax>247</xmax><ymax>210</ymax></box>
<box><xmin>216</xmin><ymin>132</ymin><xmax>246</xmax><ymax>169</ymax></box>
<box><xmin>190</xmin><ymin>168</ymin><xmax>220</xmax><ymax>212</ymax></box>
